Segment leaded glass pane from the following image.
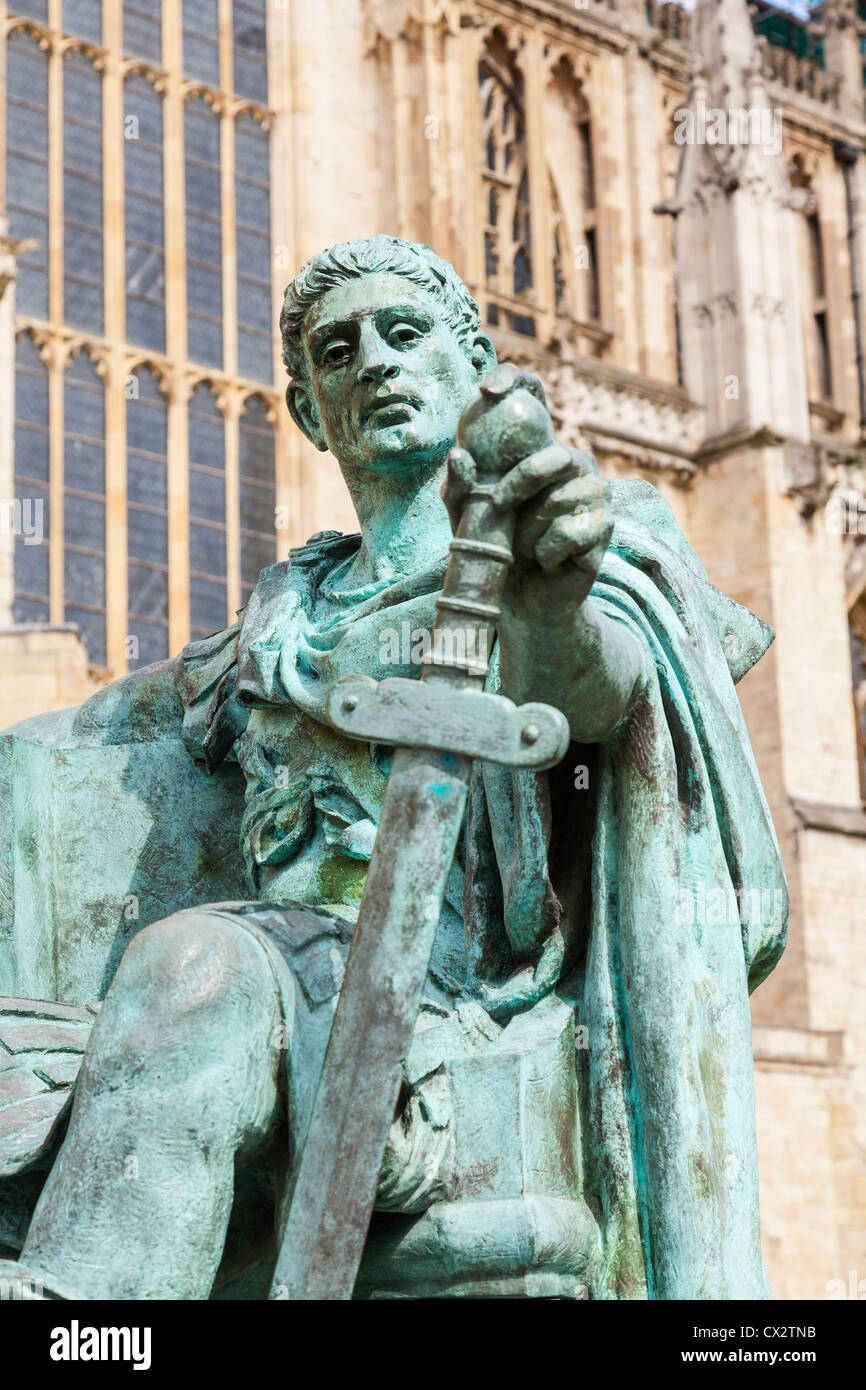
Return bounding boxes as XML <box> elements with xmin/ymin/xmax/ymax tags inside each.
<box><xmin>189</xmin><ymin>468</ymin><xmax>226</xmax><ymax>523</ymax></box>
<box><xmin>6</xmin><ymin>37</ymin><xmax>50</xmax><ymax>318</ymax></box>
<box><xmin>127</xmin><ymin>369</ymin><xmax>169</xmax><ymax>645</ymax></box>
<box><xmin>127</xmin><ymin>563</ymin><xmax>168</xmax><ymax>619</ymax></box>
<box><xmin>65</xmin><ymin>493</ymin><xmax>106</xmax><ymax>551</ymax></box>
<box><xmin>185</xmin><ymin>101</ymin><xmax>222</xmax><ymax>367</ymax></box>
<box><xmin>233</xmin><ymin>0</ymin><xmax>267</xmax><ymax>102</ymax></box>
<box><xmin>190</xmin><ymin>576</ymin><xmax>227</xmax><ymax>636</ymax></box>
<box><xmin>64</xmin><ymin>55</ymin><xmax>103</xmax><ymax>332</ymax></box>
<box><xmin>239</xmin><ymin>397</ymin><xmax>276</xmax><ymax>595</ymax></box>
<box><xmin>127</xmin><ymin>455</ymin><xmax>167</xmax><ymax>508</ymax></box>
<box><xmin>125</xmin><ymin>77</ymin><xmax>165</xmax><ymax>351</ymax></box>
<box><xmin>14</xmin><ymin>426</ymin><xmax>49</xmax><ymax>482</ymax></box>
<box><xmin>14</xmin><ymin>540</ymin><xmax>49</xmax><ymax>600</ymax></box>
<box><xmin>182</xmin><ymin>0</ymin><xmax>219</xmax><ymax>87</ymax></box>
<box><xmin>63</xmin><ymin>0</ymin><xmax>102</xmax><ymax>43</ymax></box>
<box><xmin>123</xmin><ymin>0</ymin><xmax>161</xmax><ymax>64</ymax></box>
<box><xmin>64</xmin><ymin>550</ymin><xmax>105</xmax><ymax>609</ymax></box>
<box><xmin>10</xmin><ymin>0</ymin><xmax>48</xmax><ymax>21</ymax></box>
<box><xmin>127</xmin><ymin>619</ymin><xmax>169</xmax><ymax>666</ymax></box>
<box><xmin>127</xmin><ymin>507</ymin><xmax>168</xmax><ymax>565</ymax></box>
<box><xmin>13</xmin><ymin>597</ymin><xmax>50</xmax><ymax>625</ymax></box>
<box><xmin>190</xmin><ymin>522</ymin><xmax>226</xmax><ymax>578</ymax></box>
<box><xmin>67</xmin><ymin>607</ymin><xmax>106</xmax><ymax>666</ymax></box>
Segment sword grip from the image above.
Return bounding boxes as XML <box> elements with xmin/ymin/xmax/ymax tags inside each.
<box><xmin>424</xmin><ymin>368</ymin><xmax>556</xmax><ymax>690</ymax></box>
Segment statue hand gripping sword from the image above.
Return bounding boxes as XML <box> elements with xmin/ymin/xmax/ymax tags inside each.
<box><xmin>269</xmin><ymin>365</ymin><xmax>570</xmax><ymax>1300</ymax></box>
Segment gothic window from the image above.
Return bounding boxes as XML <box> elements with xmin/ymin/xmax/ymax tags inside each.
<box><xmin>126</xmin><ymin>366</ymin><xmax>169</xmax><ymax>665</ymax></box>
<box><xmin>185</xmin><ymin>97</ymin><xmax>223</xmax><ymax>368</ymax></box>
<box><xmin>235</xmin><ymin>114</ymin><xmax>272</xmax><ymax>381</ymax></box>
<box><xmin>239</xmin><ymin>395</ymin><xmax>276</xmax><ymax>604</ymax></box>
<box><xmin>124</xmin><ymin>74</ymin><xmax>165</xmax><ymax>351</ymax></box>
<box><xmin>63</xmin><ymin>52</ymin><xmax>104</xmax><ymax>334</ymax></box>
<box><xmin>6</xmin><ymin>33</ymin><xmax>50</xmax><ymax>319</ymax></box>
<box><xmin>123</xmin><ymin>0</ymin><xmax>161</xmax><ymax>65</ymax></box>
<box><xmin>577</xmin><ymin>109</ymin><xmax>599</xmax><ymax>323</ymax></box>
<box><xmin>188</xmin><ymin>385</ymin><xmax>228</xmax><ymax>638</ymax></box>
<box><xmin>233</xmin><ymin>0</ymin><xmax>268</xmax><ymax>102</ymax></box>
<box><xmin>479</xmin><ymin>38</ymin><xmax>534</xmax><ymax>336</ymax></box>
<box><xmin>807</xmin><ymin>211</ymin><xmax>832</xmax><ymax>401</ymax></box>
<box><xmin>12</xmin><ymin>334</ymin><xmax>51</xmax><ymax>625</ymax></box>
<box><xmin>63</xmin><ymin>0</ymin><xmax>102</xmax><ymax>42</ymax></box>
<box><xmin>547</xmin><ymin>62</ymin><xmax>600</xmax><ymax>330</ymax></box>
<box><xmin>182</xmin><ymin>0</ymin><xmax>219</xmax><ymax>88</ymax></box>
<box><xmin>64</xmin><ymin>352</ymin><xmax>106</xmax><ymax>665</ymax></box>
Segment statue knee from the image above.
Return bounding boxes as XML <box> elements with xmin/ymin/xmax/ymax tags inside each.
<box><xmin>106</xmin><ymin>908</ymin><xmax>276</xmax><ymax>1040</ymax></box>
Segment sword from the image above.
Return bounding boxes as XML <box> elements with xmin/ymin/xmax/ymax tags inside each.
<box><xmin>268</xmin><ymin>366</ymin><xmax>570</xmax><ymax>1300</ymax></box>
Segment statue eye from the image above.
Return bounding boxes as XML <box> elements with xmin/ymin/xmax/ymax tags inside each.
<box><xmin>389</xmin><ymin>322</ymin><xmax>422</xmax><ymax>346</ymax></box>
<box><xmin>322</xmin><ymin>339</ymin><xmax>353</xmax><ymax>367</ymax></box>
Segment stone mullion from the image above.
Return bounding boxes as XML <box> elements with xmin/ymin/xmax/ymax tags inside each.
<box><xmin>391</xmin><ymin>36</ymin><xmax>413</xmax><ymax>241</ymax></box>
<box><xmin>47</xmin><ymin>2</ymin><xmax>64</xmax><ymax>622</ymax></box>
<box><xmin>219</xmin><ymin>109</ymin><xmax>237</xmax><ymax>379</ymax></box>
<box><xmin>104</xmin><ymin>353</ymin><xmax>127</xmax><ymax>673</ymax></box>
<box><xmin>218</xmin><ymin>0</ymin><xmax>239</xmax><ymax>625</ymax></box>
<box><xmin>222</xmin><ymin>389</ymin><xmax>241</xmax><ymax>620</ymax></box>
<box><xmin>0</xmin><ymin>1</ymin><xmax>12</xmax><ymax>623</ymax></box>
<box><xmin>102</xmin><ymin>2</ymin><xmax>126</xmax><ymax>673</ymax></box>
<box><xmin>162</xmin><ymin>0</ymin><xmax>189</xmax><ymax>655</ymax></box>
<box><xmin>518</xmin><ymin>30</ymin><xmax>554</xmax><ymax>343</ymax></box>
<box><xmin>459</xmin><ymin>18</ymin><xmax>484</xmax><ymax>302</ymax></box>
<box><xmin>47</xmin><ymin>340</ymin><xmax>64</xmax><ymax>623</ymax></box>
<box><xmin>421</xmin><ymin>5</ymin><xmax>447</xmax><ymax>256</ymax></box>
<box><xmin>167</xmin><ymin>370</ymin><xmax>190</xmax><ymax>652</ymax></box>
<box><xmin>267</xmin><ymin>0</ymin><xmax>301</xmax><ymax>546</ymax></box>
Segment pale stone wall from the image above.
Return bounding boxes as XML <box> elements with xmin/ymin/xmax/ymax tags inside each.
<box><xmin>0</xmin><ymin>628</ymin><xmax>104</xmax><ymax>727</ymax></box>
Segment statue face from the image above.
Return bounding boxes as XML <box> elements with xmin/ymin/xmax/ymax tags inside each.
<box><xmin>295</xmin><ymin>273</ymin><xmax>491</xmax><ymax>473</ymax></box>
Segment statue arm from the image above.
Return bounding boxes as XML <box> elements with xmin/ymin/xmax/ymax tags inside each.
<box><xmin>498</xmin><ymin>590</ymin><xmax>647</xmax><ymax>744</ymax></box>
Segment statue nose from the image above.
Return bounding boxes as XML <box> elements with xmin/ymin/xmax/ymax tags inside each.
<box><xmin>358</xmin><ymin>359</ymin><xmax>400</xmax><ymax>385</ymax></box>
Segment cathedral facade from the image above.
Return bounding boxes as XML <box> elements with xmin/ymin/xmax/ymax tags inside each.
<box><xmin>1</xmin><ymin>0</ymin><xmax>865</xmax><ymax>1298</ymax></box>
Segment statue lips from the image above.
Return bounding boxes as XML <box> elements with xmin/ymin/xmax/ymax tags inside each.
<box><xmin>361</xmin><ymin>393</ymin><xmax>420</xmax><ymax>428</ymax></box>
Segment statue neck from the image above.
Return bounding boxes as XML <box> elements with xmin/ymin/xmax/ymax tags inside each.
<box><xmin>338</xmin><ymin>458</ymin><xmax>453</xmax><ymax>588</ymax></box>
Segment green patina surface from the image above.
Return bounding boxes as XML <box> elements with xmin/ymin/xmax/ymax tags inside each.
<box><xmin>0</xmin><ymin>236</ymin><xmax>787</xmax><ymax>1301</ymax></box>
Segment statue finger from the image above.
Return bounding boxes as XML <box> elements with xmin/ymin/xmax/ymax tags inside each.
<box><xmin>442</xmin><ymin>446</ymin><xmax>477</xmax><ymax>524</ymax></box>
<box><xmin>535</xmin><ymin>509</ymin><xmax>613</xmax><ymax>572</ymax></box>
<box><xmin>492</xmin><ymin>443</ymin><xmax>576</xmax><ymax>509</ymax></box>
<box><xmin>526</xmin><ymin>474</ymin><xmax>608</xmax><ymax>524</ymax></box>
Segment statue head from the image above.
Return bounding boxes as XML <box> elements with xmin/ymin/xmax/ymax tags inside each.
<box><xmin>281</xmin><ymin>236</ymin><xmax>496</xmax><ymax>475</ymax></box>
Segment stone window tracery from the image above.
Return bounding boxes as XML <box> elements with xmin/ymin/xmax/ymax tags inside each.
<box><xmin>479</xmin><ymin>37</ymin><xmax>535</xmax><ymax>336</ymax></box>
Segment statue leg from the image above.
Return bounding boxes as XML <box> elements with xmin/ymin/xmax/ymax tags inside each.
<box><xmin>20</xmin><ymin>908</ymin><xmax>284</xmax><ymax>1300</ymax></box>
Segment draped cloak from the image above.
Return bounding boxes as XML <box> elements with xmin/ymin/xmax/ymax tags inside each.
<box><xmin>178</xmin><ymin>476</ymin><xmax>787</xmax><ymax>1301</ymax></box>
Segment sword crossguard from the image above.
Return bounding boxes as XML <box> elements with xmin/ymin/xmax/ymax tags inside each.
<box><xmin>327</xmin><ymin>674</ymin><xmax>570</xmax><ymax>771</ymax></box>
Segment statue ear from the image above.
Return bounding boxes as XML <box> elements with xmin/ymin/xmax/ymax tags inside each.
<box><xmin>469</xmin><ymin>333</ymin><xmax>497</xmax><ymax>379</ymax></box>
<box><xmin>286</xmin><ymin>382</ymin><xmax>328</xmax><ymax>452</ymax></box>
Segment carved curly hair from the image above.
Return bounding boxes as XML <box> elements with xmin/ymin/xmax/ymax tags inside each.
<box><xmin>280</xmin><ymin>235</ymin><xmax>482</xmax><ymax>388</ymax></box>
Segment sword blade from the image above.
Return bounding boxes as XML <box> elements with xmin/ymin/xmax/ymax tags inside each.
<box><xmin>269</xmin><ymin>743</ymin><xmax>471</xmax><ymax>1301</ymax></box>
